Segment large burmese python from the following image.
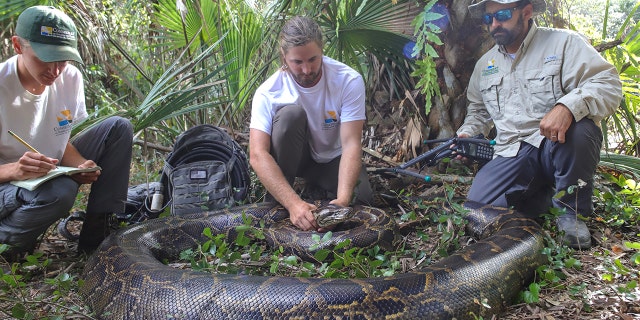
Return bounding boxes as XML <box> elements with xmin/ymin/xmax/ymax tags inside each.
<box><xmin>80</xmin><ymin>201</ymin><xmax>546</xmax><ymax>319</ymax></box>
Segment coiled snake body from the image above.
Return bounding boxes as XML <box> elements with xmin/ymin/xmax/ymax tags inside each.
<box><xmin>80</xmin><ymin>201</ymin><xmax>546</xmax><ymax>319</ymax></box>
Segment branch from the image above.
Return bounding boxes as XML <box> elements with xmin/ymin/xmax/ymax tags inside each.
<box><xmin>133</xmin><ymin>139</ymin><xmax>172</xmax><ymax>153</ymax></box>
<box><xmin>594</xmin><ymin>39</ymin><xmax>623</xmax><ymax>52</ymax></box>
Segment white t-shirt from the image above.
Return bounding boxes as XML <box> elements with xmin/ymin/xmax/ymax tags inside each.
<box><xmin>250</xmin><ymin>56</ymin><xmax>365</xmax><ymax>163</ymax></box>
<box><xmin>0</xmin><ymin>55</ymin><xmax>88</xmax><ymax>164</ymax></box>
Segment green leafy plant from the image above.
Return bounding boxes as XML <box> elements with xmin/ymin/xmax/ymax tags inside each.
<box><xmin>520</xmin><ymin>173</ymin><xmax>638</xmax><ymax>306</ymax></box>
<box><xmin>594</xmin><ymin>172</ymin><xmax>640</xmax><ymax>226</ymax></box>
<box><xmin>590</xmin><ymin>241</ymin><xmax>639</xmax><ymax>302</ymax></box>
<box><xmin>522</xmin><ymin>232</ymin><xmax>584</xmax><ymax>304</ymax></box>
<box><xmin>309</xmin><ymin>233</ymin><xmax>401</xmax><ymax>279</ymax></box>
<box><xmin>427</xmin><ymin>188</ymin><xmax>468</xmax><ymax>258</ymax></box>
<box><xmin>600</xmin><ymin>1</ymin><xmax>640</xmax><ymax>155</ymax></box>
<box><xmin>176</xmin><ymin>212</ymin><xmax>406</xmax><ymax>281</ymax></box>
<box><xmin>0</xmin><ymin>245</ymin><xmax>90</xmax><ymax>319</ymax></box>
<box><xmin>410</xmin><ymin>0</ymin><xmax>443</xmax><ymax>113</ymax></box>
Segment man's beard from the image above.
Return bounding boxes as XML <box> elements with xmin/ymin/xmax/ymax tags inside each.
<box><xmin>490</xmin><ymin>14</ymin><xmax>525</xmax><ymax>46</ymax></box>
<box><xmin>293</xmin><ymin>61</ymin><xmax>323</xmax><ymax>87</ymax></box>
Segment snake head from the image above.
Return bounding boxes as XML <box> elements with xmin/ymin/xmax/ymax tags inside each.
<box><xmin>312</xmin><ymin>204</ymin><xmax>355</xmax><ymax>228</ymax></box>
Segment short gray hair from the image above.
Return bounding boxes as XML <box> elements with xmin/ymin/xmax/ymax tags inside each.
<box><xmin>278</xmin><ymin>16</ymin><xmax>323</xmax><ymax>55</ymax></box>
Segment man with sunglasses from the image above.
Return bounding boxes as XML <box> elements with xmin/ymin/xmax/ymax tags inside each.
<box><xmin>457</xmin><ymin>0</ymin><xmax>622</xmax><ymax>249</ymax></box>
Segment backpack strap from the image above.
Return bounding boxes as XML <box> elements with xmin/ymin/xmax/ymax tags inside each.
<box><xmin>226</xmin><ymin>143</ymin><xmax>238</xmax><ymax>174</ymax></box>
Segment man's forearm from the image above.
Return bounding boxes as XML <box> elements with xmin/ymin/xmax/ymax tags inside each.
<box><xmin>335</xmin><ymin>146</ymin><xmax>362</xmax><ymax>206</ymax></box>
<box><xmin>253</xmin><ymin>154</ymin><xmax>300</xmax><ymax>208</ymax></box>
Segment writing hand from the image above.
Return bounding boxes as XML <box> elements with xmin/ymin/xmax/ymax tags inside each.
<box><xmin>11</xmin><ymin>152</ymin><xmax>58</xmax><ymax>180</ymax></box>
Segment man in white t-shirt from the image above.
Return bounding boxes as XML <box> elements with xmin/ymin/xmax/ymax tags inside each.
<box><xmin>249</xmin><ymin>16</ymin><xmax>373</xmax><ymax>231</ymax></box>
<box><xmin>0</xmin><ymin>6</ymin><xmax>133</xmax><ymax>260</ymax></box>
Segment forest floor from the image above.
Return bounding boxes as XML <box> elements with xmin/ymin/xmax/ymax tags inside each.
<box><xmin>371</xmin><ymin>170</ymin><xmax>640</xmax><ymax>320</ymax></box>
<box><xmin>0</xmin><ymin>164</ymin><xmax>638</xmax><ymax>319</ymax></box>
<box><xmin>1</xmin><ymin>100</ymin><xmax>639</xmax><ymax>319</ymax></box>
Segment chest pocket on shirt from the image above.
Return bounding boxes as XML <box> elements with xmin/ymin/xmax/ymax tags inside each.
<box><xmin>525</xmin><ymin>64</ymin><xmax>563</xmax><ymax>117</ymax></box>
<box><xmin>480</xmin><ymin>75</ymin><xmax>504</xmax><ymax>120</ymax></box>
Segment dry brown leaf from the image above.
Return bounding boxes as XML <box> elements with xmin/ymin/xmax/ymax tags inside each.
<box><xmin>401</xmin><ymin>115</ymin><xmax>424</xmax><ymax>161</ymax></box>
<box><xmin>611</xmin><ymin>244</ymin><xmax>626</xmax><ymax>254</ymax></box>
<box><xmin>544</xmin><ymin>299</ymin><xmax>563</xmax><ymax>306</ymax></box>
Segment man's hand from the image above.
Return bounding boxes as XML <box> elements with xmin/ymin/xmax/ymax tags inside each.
<box><xmin>454</xmin><ymin>134</ymin><xmax>471</xmax><ymax>162</ymax></box>
<box><xmin>288</xmin><ymin>200</ymin><xmax>319</xmax><ymax>231</ymax></box>
<box><xmin>71</xmin><ymin>160</ymin><xmax>101</xmax><ymax>184</ymax></box>
<box><xmin>10</xmin><ymin>152</ymin><xmax>58</xmax><ymax>181</ymax></box>
<box><xmin>540</xmin><ymin>104</ymin><xmax>574</xmax><ymax>143</ymax></box>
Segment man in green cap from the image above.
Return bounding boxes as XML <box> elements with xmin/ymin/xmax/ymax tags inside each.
<box><xmin>0</xmin><ymin>6</ymin><xmax>133</xmax><ymax>260</ymax></box>
<box><xmin>457</xmin><ymin>0</ymin><xmax>622</xmax><ymax>249</ymax></box>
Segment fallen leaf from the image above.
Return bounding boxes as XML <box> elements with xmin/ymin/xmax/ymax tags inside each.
<box><xmin>611</xmin><ymin>244</ymin><xmax>625</xmax><ymax>254</ymax></box>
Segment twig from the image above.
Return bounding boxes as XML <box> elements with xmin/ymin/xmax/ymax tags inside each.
<box><xmin>133</xmin><ymin>139</ymin><xmax>172</xmax><ymax>152</ymax></box>
<box><xmin>362</xmin><ymin>147</ymin><xmax>401</xmax><ymax>167</ymax></box>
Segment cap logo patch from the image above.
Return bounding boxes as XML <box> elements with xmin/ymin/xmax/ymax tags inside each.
<box><xmin>40</xmin><ymin>25</ymin><xmax>75</xmax><ymax>41</ymax></box>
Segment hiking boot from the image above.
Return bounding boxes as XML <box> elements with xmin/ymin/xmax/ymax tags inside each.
<box><xmin>556</xmin><ymin>213</ymin><xmax>592</xmax><ymax>250</ymax></box>
<box><xmin>78</xmin><ymin>212</ymin><xmax>112</xmax><ymax>254</ymax></box>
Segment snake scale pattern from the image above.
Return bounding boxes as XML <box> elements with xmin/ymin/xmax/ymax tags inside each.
<box><xmin>80</xmin><ymin>200</ymin><xmax>546</xmax><ymax>319</ymax></box>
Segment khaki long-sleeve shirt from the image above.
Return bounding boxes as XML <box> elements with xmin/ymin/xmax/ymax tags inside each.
<box><xmin>457</xmin><ymin>23</ymin><xmax>622</xmax><ymax>157</ymax></box>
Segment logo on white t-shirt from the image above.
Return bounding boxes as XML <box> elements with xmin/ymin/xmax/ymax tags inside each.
<box><xmin>324</xmin><ymin>111</ymin><xmax>338</xmax><ymax>123</ymax></box>
<box><xmin>54</xmin><ymin>109</ymin><xmax>74</xmax><ymax>136</ymax></box>
<box><xmin>322</xmin><ymin>110</ymin><xmax>339</xmax><ymax>131</ymax></box>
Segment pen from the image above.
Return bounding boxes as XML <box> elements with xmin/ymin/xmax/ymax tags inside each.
<box><xmin>7</xmin><ymin>130</ymin><xmax>41</xmax><ymax>154</ymax></box>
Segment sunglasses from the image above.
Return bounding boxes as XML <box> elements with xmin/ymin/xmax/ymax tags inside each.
<box><xmin>482</xmin><ymin>6</ymin><xmax>521</xmax><ymax>25</ymax></box>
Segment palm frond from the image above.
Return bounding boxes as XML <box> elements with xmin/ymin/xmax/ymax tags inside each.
<box><xmin>320</xmin><ymin>0</ymin><xmax>420</xmax><ymax>99</ymax></box>
<box><xmin>218</xmin><ymin>0</ymin><xmax>268</xmax><ymax>112</ymax></box>
<box><xmin>599</xmin><ymin>152</ymin><xmax>640</xmax><ymax>179</ymax></box>
<box><xmin>131</xmin><ymin>36</ymin><xmax>233</xmax><ymax>132</ymax></box>
<box><xmin>0</xmin><ymin>0</ymin><xmax>43</xmax><ymax>20</ymax></box>
<box><xmin>601</xmin><ymin>2</ymin><xmax>640</xmax><ymax>155</ymax></box>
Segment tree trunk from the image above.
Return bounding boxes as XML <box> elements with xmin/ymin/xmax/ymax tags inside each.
<box><xmin>427</xmin><ymin>0</ymin><xmax>492</xmax><ymax>141</ymax></box>
<box><xmin>365</xmin><ymin>0</ymin><xmax>491</xmax><ymax>164</ymax></box>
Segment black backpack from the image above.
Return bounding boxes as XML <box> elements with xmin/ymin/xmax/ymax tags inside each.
<box><xmin>158</xmin><ymin>124</ymin><xmax>251</xmax><ymax>216</ymax></box>
<box><xmin>59</xmin><ymin>125</ymin><xmax>251</xmax><ymax>239</ymax></box>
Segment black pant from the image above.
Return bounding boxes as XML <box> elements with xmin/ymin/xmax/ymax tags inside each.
<box><xmin>467</xmin><ymin>119</ymin><xmax>602</xmax><ymax>218</ymax></box>
<box><xmin>269</xmin><ymin>105</ymin><xmax>373</xmax><ymax>205</ymax></box>
<box><xmin>0</xmin><ymin>116</ymin><xmax>132</xmax><ymax>253</ymax></box>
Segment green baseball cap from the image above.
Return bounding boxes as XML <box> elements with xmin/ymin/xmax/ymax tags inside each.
<box><xmin>15</xmin><ymin>6</ymin><xmax>83</xmax><ymax>64</ymax></box>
